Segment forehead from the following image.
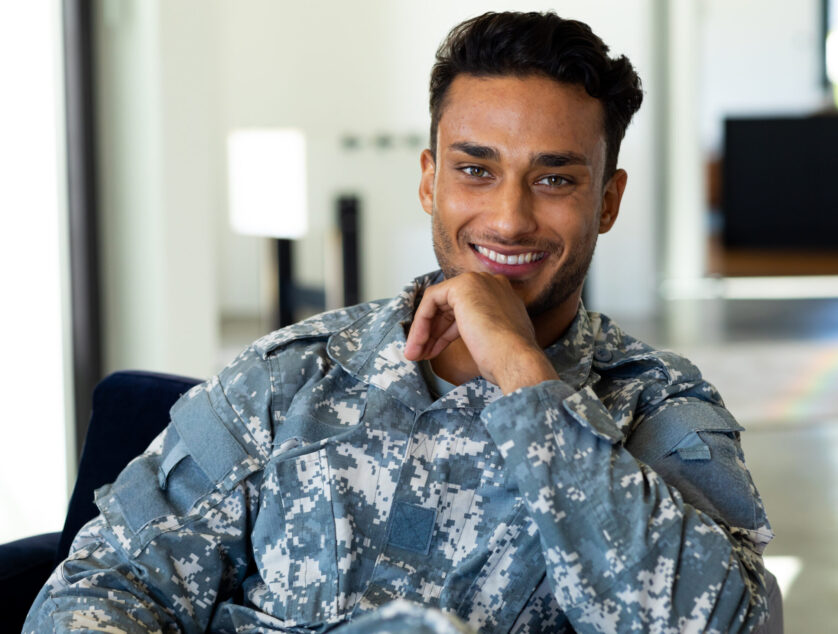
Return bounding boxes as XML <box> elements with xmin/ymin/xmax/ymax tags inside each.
<box><xmin>438</xmin><ymin>74</ymin><xmax>606</xmax><ymax>167</ymax></box>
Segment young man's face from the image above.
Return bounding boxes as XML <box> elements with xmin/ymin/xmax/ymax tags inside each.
<box><xmin>419</xmin><ymin>74</ymin><xmax>626</xmax><ymax>319</ymax></box>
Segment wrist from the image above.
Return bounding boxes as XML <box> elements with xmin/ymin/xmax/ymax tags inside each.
<box><xmin>495</xmin><ymin>345</ymin><xmax>559</xmax><ymax>394</ymax></box>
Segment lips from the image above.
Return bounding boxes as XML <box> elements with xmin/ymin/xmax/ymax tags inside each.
<box><xmin>473</xmin><ymin>244</ymin><xmax>547</xmax><ymax>265</ymax></box>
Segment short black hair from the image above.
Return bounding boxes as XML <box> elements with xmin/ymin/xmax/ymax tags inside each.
<box><xmin>429</xmin><ymin>11</ymin><xmax>643</xmax><ymax>181</ymax></box>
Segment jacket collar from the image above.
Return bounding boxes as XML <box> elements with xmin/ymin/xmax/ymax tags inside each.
<box><xmin>327</xmin><ymin>271</ymin><xmax>597</xmax><ymax>412</ymax></box>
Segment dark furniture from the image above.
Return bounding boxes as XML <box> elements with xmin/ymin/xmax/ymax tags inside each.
<box><xmin>0</xmin><ymin>370</ymin><xmax>200</xmax><ymax>631</ymax></box>
<box><xmin>722</xmin><ymin>115</ymin><xmax>838</xmax><ymax>250</ymax></box>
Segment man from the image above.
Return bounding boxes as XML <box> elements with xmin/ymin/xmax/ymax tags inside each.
<box><xmin>26</xmin><ymin>11</ymin><xmax>776</xmax><ymax>633</ymax></box>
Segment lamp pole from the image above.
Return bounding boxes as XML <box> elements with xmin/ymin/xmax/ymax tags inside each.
<box><xmin>277</xmin><ymin>238</ymin><xmax>294</xmax><ymax>328</ymax></box>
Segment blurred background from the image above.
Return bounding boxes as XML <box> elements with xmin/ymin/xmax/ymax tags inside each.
<box><xmin>1</xmin><ymin>0</ymin><xmax>837</xmax><ymax>629</ymax></box>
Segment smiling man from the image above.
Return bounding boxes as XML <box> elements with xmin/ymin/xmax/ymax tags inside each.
<box><xmin>26</xmin><ymin>11</ymin><xmax>778</xmax><ymax>634</ymax></box>
<box><xmin>406</xmin><ymin>73</ymin><xmax>624</xmax><ymax>392</ymax></box>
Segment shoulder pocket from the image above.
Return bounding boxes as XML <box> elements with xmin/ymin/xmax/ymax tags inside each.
<box><xmin>626</xmin><ymin>400</ymin><xmax>762</xmax><ymax>529</ymax></box>
<box><xmin>171</xmin><ymin>389</ymin><xmax>257</xmax><ymax>490</ymax></box>
<box><xmin>95</xmin><ymin>389</ymin><xmax>262</xmax><ymax>556</ymax></box>
<box><xmin>628</xmin><ymin>400</ymin><xmax>743</xmax><ymax>463</ymax></box>
<box><xmin>670</xmin><ymin>431</ymin><xmax>712</xmax><ymax>461</ymax></box>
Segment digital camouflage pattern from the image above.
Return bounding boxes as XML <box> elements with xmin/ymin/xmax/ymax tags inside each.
<box><xmin>25</xmin><ymin>272</ymin><xmax>774</xmax><ymax>633</ymax></box>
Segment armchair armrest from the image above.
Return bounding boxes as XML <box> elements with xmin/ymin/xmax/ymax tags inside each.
<box><xmin>0</xmin><ymin>531</ymin><xmax>61</xmax><ymax>632</ymax></box>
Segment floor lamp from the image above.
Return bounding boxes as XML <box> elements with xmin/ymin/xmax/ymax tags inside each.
<box><xmin>228</xmin><ymin>128</ymin><xmax>307</xmax><ymax>329</ymax></box>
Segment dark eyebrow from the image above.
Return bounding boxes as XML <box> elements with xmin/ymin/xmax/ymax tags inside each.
<box><xmin>532</xmin><ymin>152</ymin><xmax>590</xmax><ymax>168</ymax></box>
<box><xmin>448</xmin><ymin>142</ymin><xmax>500</xmax><ymax>161</ymax></box>
<box><xmin>449</xmin><ymin>142</ymin><xmax>589</xmax><ymax>168</ymax></box>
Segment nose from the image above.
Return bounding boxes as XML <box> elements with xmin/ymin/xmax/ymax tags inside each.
<box><xmin>486</xmin><ymin>178</ymin><xmax>537</xmax><ymax>238</ymax></box>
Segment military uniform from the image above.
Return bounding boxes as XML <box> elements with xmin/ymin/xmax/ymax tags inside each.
<box><xmin>25</xmin><ymin>272</ymin><xmax>773</xmax><ymax>632</ymax></box>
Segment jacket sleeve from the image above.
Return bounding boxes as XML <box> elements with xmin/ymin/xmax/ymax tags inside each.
<box><xmin>23</xmin><ymin>347</ymin><xmax>274</xmax><ymax>633</ymax></box>
<box><xmin>481</xmin><ymin>375</ymin><xmax>774</xmax><ymax>633</ymax></box>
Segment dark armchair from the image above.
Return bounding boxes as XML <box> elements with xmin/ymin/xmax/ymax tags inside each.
<box><xmin>0</xmin><ymin>370</ymin><xmax>200</xmax><ymax>631</ymax></box>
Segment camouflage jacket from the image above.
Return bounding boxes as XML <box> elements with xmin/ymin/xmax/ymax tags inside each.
<box><xmin>25</xmin><ymin>272</ymin><xmax>773</xmax><ymax>633</ymax></box>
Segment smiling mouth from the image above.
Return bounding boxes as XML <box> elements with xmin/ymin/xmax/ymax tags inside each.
<box><xmin>472</xmin><ymin>244</ymin><xmax>547</xmax><ymax>265</ymax></box>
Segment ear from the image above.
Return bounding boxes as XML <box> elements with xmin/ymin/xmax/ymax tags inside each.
<box><xmin>599</xmin><ymin>169</ymin><xmax>627</xmax><ymax>234</ymax></box>
<box><xmin>419</xmin><ymin>149</ymin><xmax>436</xmax><ymax>216</ymax></box>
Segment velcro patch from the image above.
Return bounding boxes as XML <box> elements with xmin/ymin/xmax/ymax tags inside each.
<box><xmin>388</xmin><ymin>501</ymin><xmax>436</xmax><ymax>554</ymax></box>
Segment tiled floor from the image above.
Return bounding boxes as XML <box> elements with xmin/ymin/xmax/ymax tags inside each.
<box><xmin>221</xmin><ymin>296</ymin><xmax>838</xmax><ymax>631</ymax></box>
<box><xmin>741</xmin><ymin>423</ymin><xmax>838</xmax><ymax>631</ymax></box>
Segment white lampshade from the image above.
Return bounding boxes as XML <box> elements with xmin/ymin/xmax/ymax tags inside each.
<box><xmin>227</xmin><ymin>128</ymin><xmax>307</xmax><ymax>239</ymax></box>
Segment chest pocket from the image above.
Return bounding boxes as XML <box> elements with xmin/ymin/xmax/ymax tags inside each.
<box><xmin>251</xmin><ymin>372</ymin><xmax>367</xmax><ymax>626</ymax></box>
<box><xmin>252</xmin><ymin>442</ymin><xmax>339</xmax><ymax>626</ymax></box>
<box><xmin>454</xmin><ymin>503</ymin><xmax>546</xmax><ymax>632</ymax></box>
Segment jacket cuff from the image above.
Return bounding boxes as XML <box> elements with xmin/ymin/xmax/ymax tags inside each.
<box><xmin>482</xmin><ymin>380</ymin><xmax>625</xmax><ymax>451</ymax></box>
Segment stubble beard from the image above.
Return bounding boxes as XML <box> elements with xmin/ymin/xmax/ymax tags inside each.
<box><xmin>431</xmin><ymin>208</ymin><xmax>598</xmax><ymax>318</ymax></box>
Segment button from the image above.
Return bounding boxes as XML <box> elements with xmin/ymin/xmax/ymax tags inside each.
<box><xmin>594</xmin><ymin>348</ymin><xmax>613</xmax><ymax>362</ymax></box>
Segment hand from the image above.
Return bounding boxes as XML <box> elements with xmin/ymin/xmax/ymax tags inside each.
<box><xmin>404</xmin><ymin>273</ymin><xmax>559</xmax><ymax>393</ymax></box>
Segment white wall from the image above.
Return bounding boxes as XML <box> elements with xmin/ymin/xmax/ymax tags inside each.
<box><xmin>699</xmin><ymin>0</ymin><xmax>825</xmax><ymax>154</ymax></box>
<box><xmin>96</xmin><ymin>0</ymin><xmax>220</xmax><ymax>378</ymax></box>
<box><xmin>662</xmin><ymin>0</ymin><xmax>707</xmax><ymax>287</ymax></box>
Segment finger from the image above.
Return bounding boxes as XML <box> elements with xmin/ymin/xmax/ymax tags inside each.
<box><xmin>412</xmin><ymin>312</ymin><xmax>459</xmax><ymax>360</ymax></box>
<box><xmin>425</xmin><ymin>319</ymin><xmax>460</xmax><ymax>359</ymax></box>
<box><xmin>404</xmin><ymin>295</ymin><xmax>439</xmax><ymax>355</ymax></box>
<box><xmin>427</xmin><ymin>308</ymin><xmax>456</xmax><ymax>341</ymax></box>
<box><xmin>405</xmin><ymin>284</ymin><xmax>454</xmax><ymax>359</ymax></box>
<box><xmin>407</xmin><ymin>308</ymin><xmax>457</xmax><ymax>360</ymax></box>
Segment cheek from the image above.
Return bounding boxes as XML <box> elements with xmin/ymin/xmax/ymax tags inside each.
<box><xmin>542</xmin><ymin>207</ymin><xmax>594</xmax><ymax>236</ymax></box>
<box><xmin>567</xmin><ymin>195</ymin><xmax>602</xmax><ymax>234</ymax></box>
<box><xmin>436</xmin><ymin>184</ymin><xmax>480</xmax><ymax>228</ymax></box>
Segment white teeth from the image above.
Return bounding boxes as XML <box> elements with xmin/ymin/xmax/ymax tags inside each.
<box><xmin>476</xmin><ymin>245</ymin><xmax>543</xmax><ymax>265</ymax></box>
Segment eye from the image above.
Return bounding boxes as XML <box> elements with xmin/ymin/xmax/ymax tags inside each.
<box><xmin>461</xmin><ymin>165</ymin><xmax>491</xmax><ymax>178</ymax></box>
<box><xmin>535</xmin><ymin>174</ymin><xmax>571</xmax><ymax>187</ymax></box>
